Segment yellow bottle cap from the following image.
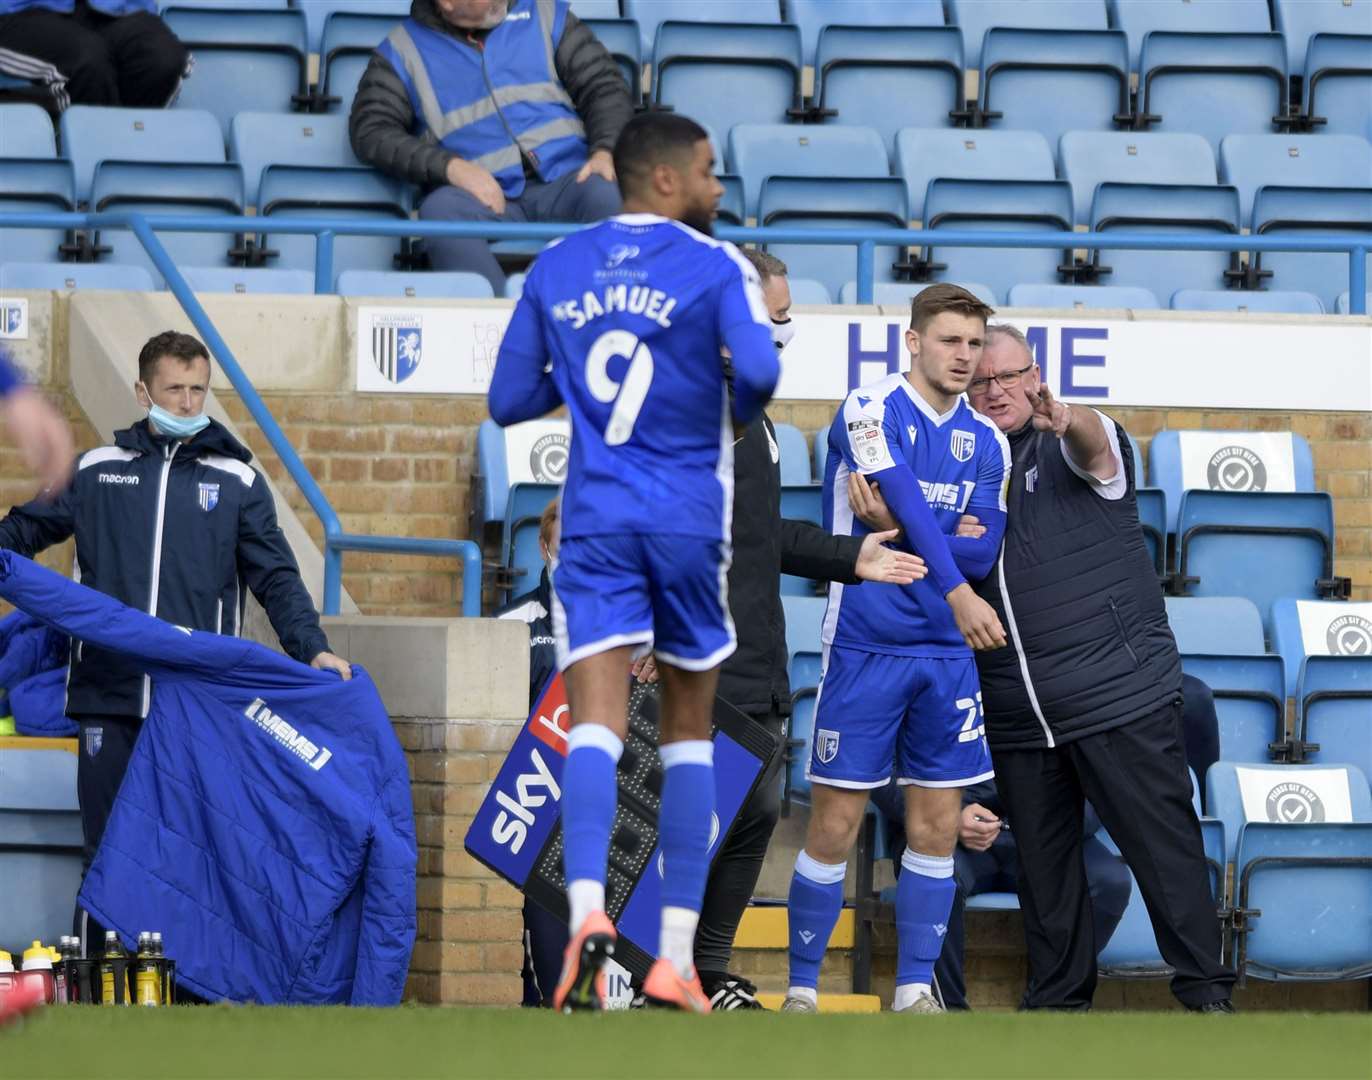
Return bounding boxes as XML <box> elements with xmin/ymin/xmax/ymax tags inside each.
<box><xmin>0</xmin><ymin>949</ymin><xmax>13</xmax><ymax>973</ymax></box>
<box><xmin>22</xmin><ymin>941</ymin><xmax>52</xmax><ymax>970</ymax></box>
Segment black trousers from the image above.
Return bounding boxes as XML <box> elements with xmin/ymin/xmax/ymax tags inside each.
<box><xmin>991</xmin><ymin>698</ymin><xmax>1235</xmax><ymax>1010</ymax></box>
<box><xmin>0</xmin><ymin>3</ymin><xmax>186</xmax><ymax>109</ymax></box>
<box><xmin>71</xmin><ymin>713</ymin><xmax>140</xmax><ymax>953</ymax></box>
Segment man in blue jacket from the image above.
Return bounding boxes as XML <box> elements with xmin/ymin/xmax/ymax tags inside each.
<box><xmin>0</xmin><ymin>0</ymin><xmax>187</xmax><ymax>111</ymax></box>
<box><xmin>0</xmin><ymin>329</ymin><xmax>349</xmax><ymax>951</ymax></box>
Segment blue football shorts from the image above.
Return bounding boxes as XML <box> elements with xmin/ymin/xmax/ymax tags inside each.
<box><xmin>807</xmin><ymin>644</ymin><xmax>994</xmax><ymax>789</ymax></box>
<box><xmin>551</xmin><ymin>533</ymin><xmax>736</xmax><ymax>672</ymax></box>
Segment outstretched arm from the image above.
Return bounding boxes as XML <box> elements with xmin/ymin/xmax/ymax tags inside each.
<box><xmin>489</xmin><ymin>288</ymin><xmax>561</xmax><ymax>426</ymax></box>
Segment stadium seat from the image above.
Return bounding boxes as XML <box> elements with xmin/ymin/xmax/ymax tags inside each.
<box><xmin>788</xmin><ymin>0</ymin><xmax>944</xmax><ymax>68</ymax></box>
<box><xmin>1136</xmin><ymin>32</ymin><xmax>1292</xmax><ymax>153</ymax></box>
<box><xmin>1058</xmin><ymin>131</ymin><xmax>1215</xmax><ymax>227</ymax></box>
<box><xmin>336</xmin><ymin>269</ymin><xmax>494</xmax><ymax>298</ymax></box>
<box><xmin>757</xmin><ymin>176</ymin><xmax>907</xmax><ymax>300</ymax></box>
<box><xmin>1250</xmin><ymin>186</ymin><xmax>1372</xmax><ymax>312</ymax></box>
<box><xmin>1084</xmin><ymin>183</ymin><xmax>1241</xmax><ymax>303</ymax></box>
<box><xmin>1272</xmin><ymin>0</ymin><xmax>1372</xmax><ymax>74</ymax></box>
<box><xmin>812</xmin><ymin>27</ymin><xmax>965</xmax><ymax>160</ymax></box>
<box><xmin>1170</xmin><ymin>289</ymin><xmax>1325</xmax><ymax>315</ymax></box>
<box><xmin>581</xmin><ymin>18</ymin><xmax>642</xmax><ymax>102</ymax></box>
<box><xmin>897</xmin><ymin>128</ymin><xmax>1055</xmax><ymax>223</ymax></box>
<box><xmin>1136</xmin><ymin>486</ymin><xmax>1166</xmax><ymax>574</ymax></box>
<box><xmin>59</xmin><ymin>106</ymin><xmax>224</xmax><ymax>204</ymax></box>
<box><xmin>0</xmin><ymin>262</ymin><xmax>157</xmax><ymax>291</ymax></box>
<box><xmin>917</xmin><ymin>178</ymin><xmax>1074</xmax><ymax>304</ymax></box>
<box><xmin>1181</xmin><ymin>654</ymin><xmax>1288</xmax><ymax>764</ymax></box>
<box><xmin>0</xmin><ymin>102</ymin><xmax>55</xmax><ymax>158</ymax></box>
<box><xmin>715</xmin><ymin>175</ymin><xmax>745</xmax><ymax>226</ymax></box>
<box><xmin>1218</xmin><ymin>134</ymin><xmax>1372</xmax><ymax>223</ymax></box>
<box><xmin>294</xmin><ymin>0</ymin><xmax>409</xmax><ymax>55</ymax></box>
<box><xmin>837</xmin><ymin>281</ymin><xmax>997</xmax><ymax>307</ymax></box>
<box><xmin>786</xmin><ymin>686</ymin><xmax>818</xmax><ymax>805</ymax></box>
<box><xmin>162</xmin><ymin>5</ymin><xmax>309</xmax><ymax>140</ymax></box>
<box><xmin>976</xmin><ymin>29</ymin><xmax>1130</xmax><ymax>158</ymax></box>
<box><xmin>1272</xmin><ymin>597</ymin><xmax>1372</xmax><ymax>698</ymax></box>
<box><xmin>502</xmin><ymin>481</ymin><xmax>558</xmax><ymax>602</ymax></box>
<box><xmin>181</xmin><ymin>266</ymin><xmax>315</xmax><ymax>294</ymax></box>
<box><xmin>788</xmin><ymin>650</ymin><xmax>823</xmax><ymax>697</ymax></box>
<box><xmin>947</xmin><ymin>0</ymin><xmax>1108</xmax><ymax>69</ymax></box>
<box><xmin>623</xmin><ymin>0</ymin><xmax>780</xmax><ymax>55</ymax></box>
<box><xmin>318</xmin><ymin>11</ymin><xmax>407</xmax><ymax>117</ymax></box>
<box><xmin>229</xmin><ymin>112</ymin><xmax>361</xmax><ymax>206</ymax></box>
<box><xmin>651</xmin><ymin>21</ymin><xmax>801</xmax><ymax>147</ymax></box>
<box><xmin>1302</xmin><ymin>34</ymin><xmax>1372</xmax><ymax>139</ymax></box>
<box><xmin>0</xmin><ymin>746</ymin><xmax>84</xmax><ymax>954</ymax></box>
<box><xmin>772</xmin><ymin>423</ymin><xmax>812</xmax><ymax>485</ymax></box>
<box><xmin>1107</xmin><ymin>0</ymin><xmax>1271</xmax><ymax>72</ymax></box>
<box><xmin>0</xmin><ymin>158</ymin><xmax>76</xmax><ymax>263</ymax></box>
<box><xmin>1006</xmin><ymin>284</ymin><xmax>1159</xmax><ymax>309</ymax></box>
<box><xmin>1335</xmin><ymin>292</ymin><xmax>1372</xmax><ymax>315</ymax></box>
<box><xmin>782</xmin><ymin>594</ymin><xmax>825</xmax><ymax>660</ymax></box>
<box><xmin>256</xmin><ymin>165</ymin><xmax>410</xmax><ymax>288</ymax></box>
<box><xmin>89</xmin><ymin>160</ymin><xmax>245</xmax><ymax>282</ymax></box>
<box><xmin>780</xmin><ymin>486</ymin><xmax>823</xmax><ymax>533</ymax></box>
<box><xmin>727</xmin><ymin>124</ymin><xmax>889</xmax><ymax>220</ymax></box>
<box><xmin>568</xmin><ymin>0</ymin><xmax>621</xmax><ymax>18</ymax></box>
<box><xmin>786</xmin><ymin>278</ymin><xmax>831</xmax><ymax>305</ymax></box>
<box><xmin>1297</xmin><ymin>656</ymin><xmax>1372</xmax><ymax>785</ymax></box>
<box><xmin>1165</xmin><ymin>596</ymin><xmax>1267</xmax><ymax>656</ymax></box>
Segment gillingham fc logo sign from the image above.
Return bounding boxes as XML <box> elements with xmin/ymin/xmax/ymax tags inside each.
<box><xmin>1206</xmin><ymin>446</ymin><xmax>1267</xmax><ymax>491</ymax></box>
<box><xmin>1326</xmin><ymin>614</ymin><xmax>1372</xmax><ymax>656</ymax></box>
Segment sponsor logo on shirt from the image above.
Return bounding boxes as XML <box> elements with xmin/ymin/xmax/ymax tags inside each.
<box><xmin>920</xmin><ymin>479</ymin><xmax>976</xmax><ymax>513</ymax></box>
<box><xmin>243</xmin><ymin>697</ymin><xmax>333</xmax><ymax>771</ymax></box>
<box><xmin>99</xmin><ymin>473</ymin><xmax>139</xmax><ymax>485</ymax></box>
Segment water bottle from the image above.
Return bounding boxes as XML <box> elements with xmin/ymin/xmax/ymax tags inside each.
<box><xmin>135</xmin><ymin>933</ymin><xmax>162</xmax><ymax>1007</ymax></box>
<box><xmin>20</xmin><ymin>941</ymin><xmax>55</xmax><ymax>1006</ymax></box>
<box><xmin>100</xmin><ymin>931</ymin><xmax>128</xmax><ymax>1006</ymax></box>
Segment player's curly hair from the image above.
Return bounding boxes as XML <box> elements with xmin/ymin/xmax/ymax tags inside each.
<box><xmin>910</xmin><ymin>284</ymin><xmax>995</xmax><ymax>335</ymax></box>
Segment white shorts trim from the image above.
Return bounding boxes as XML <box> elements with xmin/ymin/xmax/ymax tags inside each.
<box><xmin>654</xmin><ymin>637</ymin><xmax>737</xmax><ymax>673</ymax></box>
<box><xmin>804</xmin><ymin>772</ymin><xmax>892</xmax><ymax>791</ymax></box>
<box><xmin>557</xmin><ymin>631</ymin><xmax>654</xmax><ymax>672</ymax></box>
<box><xmin>896</xmin><ymin>769</ymin><xmax>996</xmax><ymax>789</ymax></box>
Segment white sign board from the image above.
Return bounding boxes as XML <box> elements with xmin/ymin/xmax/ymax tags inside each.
<box><xmin>355</xmin><ymin>305</ymin><xmax>1372</xmax><ymax>412</ymax></box>
<box><xmin>1177</xmin><ymin>432</ymin><xmax>1298</xmax><ymax>493</ymax></box>
<box><xmin>504</xmin><ymin>419</ymin><xmax>569</xmax><ymax>486</ymax></box>
<box><xmin>0</xmin><ymin>297</ymin><xmax>28</xmax><ymax>340</ymax></box>
<box><xmin>1297</xmin><ymin>600</ymin><xmax>1372</xmax><ymax>657</ymax></box>
<box><xmin>1237</xmin><ymin>766</ymin><xmax>1355</xmax><ymax>824</ymax></box>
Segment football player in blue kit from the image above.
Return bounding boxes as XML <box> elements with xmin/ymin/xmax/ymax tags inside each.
<box><xmin>783</xmin><ymin>285</ymin><xmax>1012</xmax><ymax>1015</ymax></box>
<box><xmin>487</xmin><ymin>112</ymin><xmax>779</xmax><ymax>1013</ymax></box>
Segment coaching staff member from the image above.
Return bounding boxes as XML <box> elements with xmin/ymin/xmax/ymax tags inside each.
<box><xmin>0</xmin><ymin>330</ymin><xmax>350</xmax><ymax>948</ymax></box>
<box><xmin>960</xmin><ymin>324</ymin><xmax>1232</xmax><ymax>1011</ymax></box>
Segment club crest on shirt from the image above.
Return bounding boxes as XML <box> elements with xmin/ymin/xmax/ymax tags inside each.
<box><xmin>950</xmin><ymin>429</ymin><xmax>976</xmax><ymax>463</ymax></box>
<box><xmin>198</xmin><ymin>482</ymin><xmax>219</xmax><ymax>511</ymax></box>
<box><xmin>816</xmin><ymin>728</ymin><xmax>840</xmax><ymax>765</ymax></box>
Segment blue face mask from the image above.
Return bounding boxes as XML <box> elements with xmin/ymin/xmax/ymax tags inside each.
<box><xmin>147</xmin><ymin>402</ymin><xmax>211</xmax><ymax>440</ymax></box>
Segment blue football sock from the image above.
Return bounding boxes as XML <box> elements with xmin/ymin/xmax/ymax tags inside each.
<box><xmin>787</xmin><ymin>850</ymin><xmax>846</xmax><ymax>991</ymax></box>
<box><xmin>560</xmin><ymin>724</ymin><xmax>623</xmax><ymax>900</ymax></box>
<box><xmin>657</xmin><ymin>740</ymin><xmax>714</xmax><ymax>912</ymax></box>
<box><xmin>896</xmin><ymin>847</ymin><xmax>956</xmax><ymax>989</ymax></box>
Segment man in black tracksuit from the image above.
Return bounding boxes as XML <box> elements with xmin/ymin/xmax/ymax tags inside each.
<box><xmin>0</xmin><ymin>330</ymin><xmax>348</xmax><ymax>951</ymax></box>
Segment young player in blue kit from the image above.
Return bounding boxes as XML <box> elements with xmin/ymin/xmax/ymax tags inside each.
<box><xmin>487</xmin><ymin>113</ymin><xmax>779</xmax><ymax>1013</ymax></box>
<box><xmin>784</xmin><ymin>286</ymin><xmax>1011</xmax><ymax>1015</ymax></box>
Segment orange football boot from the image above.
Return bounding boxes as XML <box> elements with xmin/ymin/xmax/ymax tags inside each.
<box><xmin>552</xmin><ymin>911</ymin><xmax>617</xmax><ymax>1013</ymax></box>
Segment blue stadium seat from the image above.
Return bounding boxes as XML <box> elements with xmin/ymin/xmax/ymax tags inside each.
<box><xmin>1170</xmin><ymin>289</ymin><xmax>1325</xmax><ymax>314</ymax></box>
<box><xmin>623</xmin><ymin>0</ymin><xmax>780</xmax><ymax>55</ymax></box>
<box><xmin>897</xmin><ymin>128</ymin><xmax>1055</xmax><ymax>223</ymax></box>
<box><xmin>782</xmin><ymin>594</ymin><xmax>826</xmax><ymax>660</ymax></box>
<box><xmin>336</xmin><ymin>269</ymin><xmax>494</xmax><ymax>298</ymax></box>
<box><xmin>786</xmin><ymin>686</ymin><xmax>818</xmax><ymax>804</ymax></box>
<box><xmin>1335</xmin><ymin>292</ymin><xmax>1372</xmax><ymax>315</ymax></box>
<box><xmin>1136</xmin><ymin>486</ymin><xmax>1166</xmax><ymax>574</ymax></box>
<box><xmin>651</xmin><ymin>21</ymin><xmax>801</xmax><ymax>146</ymax></box>
<box><xmin>812</xmin><ymin>424</ymin><xmax>830</xmax><ymax>481</ymax></box>
<box><xmin>1181</xmin><ymin>654</ymin><xmax>1288</xmax><ymax>764</ymax></box>
<box><xmin>1085</xmin><ymin>183</ymin><xmax>1241</xmax><ymax>302</ymax></box>
<box><xmin>1058</xmin><ymin>131</ymin><xmax>1216</xmax><ymax>227</ymax></box>
<box><xmin>163</xmin><ymin>6</ymin><xmax>309</xmax><ymax>140</ymax></box>
<box><xmin>568</xmin><ymin>0</ymin><xmax>621</xmax><ymax>18</ymax></box>
<box><xmin>0</xmin><ymin>747</ymin><xmax>83</xmax><ymax>954</ymax></box>
<box><xmin>0</xmin><ymin>262</ymin><xmax>157</xmax><ymax>291</ymax></box>
<box><xmin>229</xmin><ymin>111</ymin><xmax>361</xmax><ymax>206</ymax></box>
<box><xmin>59</xmin><ymin>106</ymin><xmax>224</xmax><ymax>204</ymax></box>
<box><xmin>0</xmin><ymin>158</ymin><xmax>75</xmax><ymax>263</ymax></box>
<box><xmin>581</xmin><ymin>18</ymin><xmax>642</xmax><ymax>101</ymax></box>
<box><xmin>503</xmin><ymin>481</ymin><xmax>559</xmax><ymax>603</ymax></box>
<box><xmin>1302</xmin><ymin>33</ymin><xmax>1372</xmax><ymax>139</ymax></box>
<box><xmin>715</xmin><ymin>174</ymin><xmax>744</xmax><ymax>226</ymax></box>
<box><xmin>1273</xmin><ymin>0</ymin><xmax>1372</xmax><ymax>74</ymax></box>
<box><xmin>787</xmin><ymin>278</ymin><xmax>831</xmax><ymax>305</ymax></box>
<box><xmin>977</xmin><ymin>29</ymin><xmax>1131</xmax><ymax>157</ymax></box>
<box><xmin>181</xmin><ymin>266</ymin><xmax>315</xmax><ymax>294</ymax></box>
<box><xmin>788</xmin><ymin>650</ymin><xmax>823</xmax><ymax>696</ymax></box>
<box><xmin>812</xmin><ymin>26</ymin><xmax>965</xmax><ymax>160</ymax></box>
<box><xmin>1165</xmin><ymin>596</ymin><xmax>1267</xmax><ymax>655</ymax></box>
<box><xmin>757</xmin><ymin>176</ymin><xmax>907</xmax><ymax>301</ymax></box>
<box><xmin>788</xmin><ymin>0</ymin><xmax>944</xmax><ymax>67</ymax></box>
<box><xmin>1007</xmin><ymin>283</ymin><xmax>1159</xmax><ymax>309</ymax></box>
<box><xmin>838</xmin><ymin>280</ymin><xmax>998</xmax><ymax>307</ymax></box>
<box><xmin>1271</xmin><ymin>598</ymin><xmax>1372</xmax><ymax>698</ymax></box>
<box><xmin>257</xmin><ymin>165</ymin><xmax>409</xmax><ymax>287</ymax></box>
<box><xmin>947</xmin><ymin>0</ymin><xmax>1108</xmax><ymax>69</ymax></box>
<box><xmin>772</xmin><ymin>422</ymin><xmax>812</xmax><ymax>485</ymax></box>
<box><xmin>1250</xmin><ymin>186</ymin><xmax>1372</xmax><ymax>312</ymax></box>
<box><xmin>0</xmin><ymin>103</ymin><xmax>55</xmax><ymax>157</ymax></box>
<box><xmin>1298</xmin><ymin>656</ymin><xmax>1372</xmax><ymax>787</ymax></box>
<box><xmin>1107</xmin><ymin>0</ymin><xmax>1271</xmax><ymax>72</ymax></box>
<box><xmin>293</xmin><ymin>0</ymin><xmax>409</xmax><ymax>54</ymax></box>
<box><xmin>920</xmin><ymin>178</ymin><xmax>1076</xmax><ymax>304</ymax></box>
<box><xmin>728</xmin><ymin>123</ymin><xmax>889</xmax><ymax>220</ymax></box>
<box><xmin>1137</xmin><ymin>31</ymin><xmax>1291</xmax><ymax>153</ymax></box>
<box><xmin>319</xmin><ymin>11</ymin><xmax>406</xmax><ymax>116</ymax></box>
<box><xmin>780</xmin><ymin>486</ymin><xmax>823</xmax><ymax>533</ymax></box>
<box><xmin>1218</xmin><ymin>134</ymin><xmax>1372</xmax><ymax>223</ymax></box>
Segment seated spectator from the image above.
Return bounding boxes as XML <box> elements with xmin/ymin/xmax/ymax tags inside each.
<box><xmin>350</xmin><ymin>0</ymin><xmax>631</xmax><ymax>295</ymax></box>
<box><xmin>0</xmin><ymin>0</ymin><xmax>187</xmax><ymax>112</ymax></box>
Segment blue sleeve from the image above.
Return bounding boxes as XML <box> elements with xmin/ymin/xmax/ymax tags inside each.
<box><xmin>351</xmin><ymin>770</ymin><xmax>418</xmax><ymax>1006</ymax></box>
<box><xmin>0</xmin><ymin>347</ymin><xmax>23</xmax><ymax>398</ymax></box>
<box><xmin>489</xmin><ymin>270</ymin><xmax>562</xmax><ymax>426</ymax></box>
<box><xmin>944</xmin><ymin>426</ymin><xmax>1012</xmax><ymax>581</ymax></box>
<box><xmin>867</xmin><ymin>465</ymin><xmax>966</xmax><ymax>598</ymax></box>
<box><xmin>717</xmin><ymin>250</ymin><xmax>778</xmax><ymax>425</ymax></box>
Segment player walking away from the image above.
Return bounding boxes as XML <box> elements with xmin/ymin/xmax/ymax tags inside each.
<box><xmin>783</xmin><ymin>285</ymin><xmax>1010</xmax><ymax>1015</ymax></box>
<box><xmin>488</xmin><ymin>111</ymin><xmax>779</xmax><ymax>1013</ymax></box>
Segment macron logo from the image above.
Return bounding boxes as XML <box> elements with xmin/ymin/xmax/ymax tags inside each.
<box><xmin>798</xmin><ymin>930</ymin><xmax>815</xmax><ymax>945</ymax></box>
<box><xmin>244</xmin><ymin>697</ymin><xmax>332</xmax><ymax>771</ymax></box>
<box><xmin>934</xmin><ymin>923</ymin><xmax>947</xmax><ymax>937</ymax></box>
<box><xmin>99</xmin><ymin>473</ymin><xmax>138</xmax><ymax>485</ymax></box>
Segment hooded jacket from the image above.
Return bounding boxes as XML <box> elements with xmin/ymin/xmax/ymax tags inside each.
<box><xmin>0</xmin><ymin>418</ymin><xmax>330</xmax><ymax>719</ymax></box>
<box><xmin>0</xmin><ymin>551</ymin><xmax>416</xmax><ymax>1006</ymax></box>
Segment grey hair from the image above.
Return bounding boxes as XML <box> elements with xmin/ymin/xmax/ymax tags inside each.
<box><xmin>986</xmin><ymin>322</ymin><xmax>1032</xmax><ymax>357</ymax></box>
<box><xmin>742</xmin><ymin>247</ymin><xmax>788</xmax><ymax>282</ymax></box>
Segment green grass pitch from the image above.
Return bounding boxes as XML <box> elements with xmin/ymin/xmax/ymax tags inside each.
<box><xmin>4</xmin><ymin>1007</ymin><xmax>1370</xmax><ymax>1079</ymax></box>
